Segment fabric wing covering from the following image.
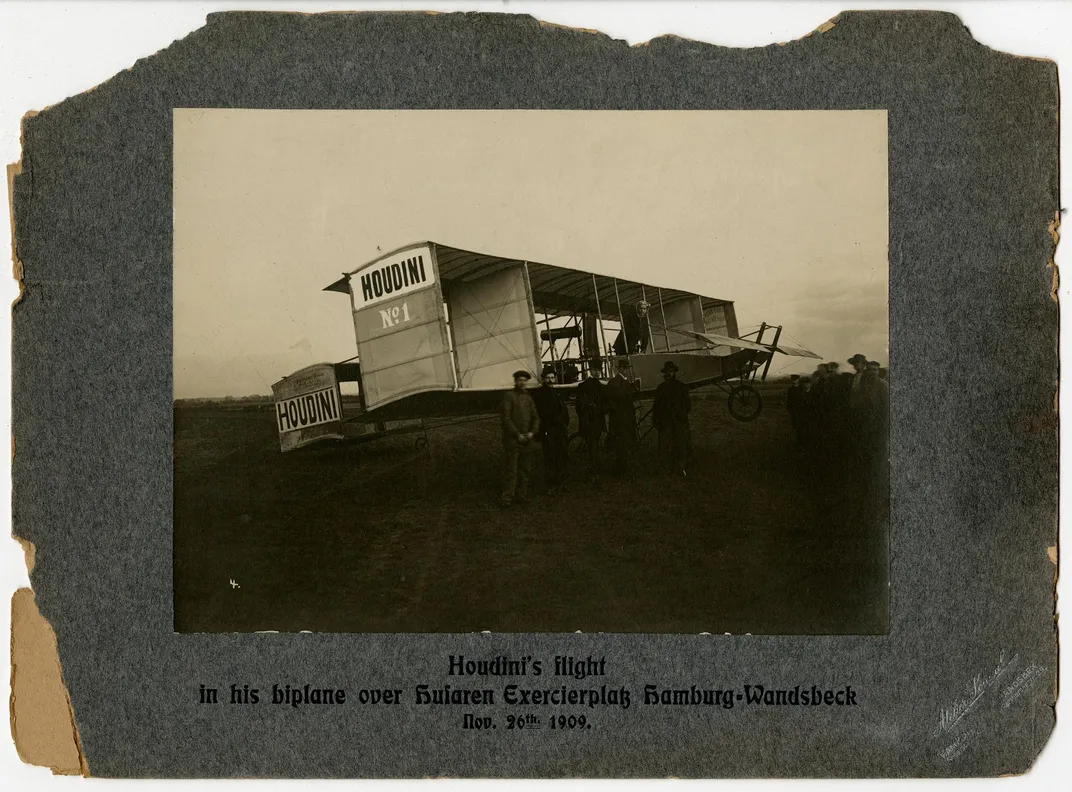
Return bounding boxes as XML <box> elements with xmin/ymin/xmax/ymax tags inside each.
<box><xmin>432</xmin><ymin>243</ymin><xmax>739</xmax><ymax>358</ymax></box>
<box><xmin>345</xmin><ymin>243</ymin><xmax>456</xmax><ymax>409</ymax></box>
<box><xmin>682</xmin><ymin>330</ymin><xmax>822</xmax><ymax>360</ymax></box>
<box><xmin>446</xmin><ymin>263</ymin><xmax>540</xmax><ymax>388</ymax></box>
<box><xmin>431</xmin><ymin>244</ymin><xmax>735</xmax><ymax>321</ymax></box>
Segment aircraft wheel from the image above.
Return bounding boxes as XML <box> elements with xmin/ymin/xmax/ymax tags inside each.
<box><xmin>728</xmin><ymin>385</ymin><xmax>763</xmax><ymax>422</ymax></box>
<box><xmin>414</xmin><ymin>436</ymin><xmax>429</xmax><ymax>450</ymax></box>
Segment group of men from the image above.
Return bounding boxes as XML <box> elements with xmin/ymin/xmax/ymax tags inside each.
<box><xmin>498</xmin><ymin>351</ymin><xmax>888</xmax><ymax>505</ymax></box>
<box><xmin>499</xmin><ymin>359</ymin><xmax>694</xmax><ymax>507</ymax></box>
<box><xmin>785</xmin><ymin>353</ymin><xmax>889</xmax><ymax>463</ymax></box>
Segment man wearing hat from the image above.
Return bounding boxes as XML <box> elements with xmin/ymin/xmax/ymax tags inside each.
<box><xmin>604</xmin><ymin>358</ymin><xmax>638</xmax><ymax>478</ymax></box>
<box><xmin>845</xmin><ymin>357</ymin><xmax>887</xmax><ymax>447</ymax></box>
<box><xmin>575</xmin><ymin>363</ymin><xmax>608</xmax><ymax>475</ymax></box>
<box><xmin>847</xmin><ymin>353</ymin><xmax>869</xmax><ymax>411</ymax></box>
<box><xmin>850</xmin><ymin>360</ymin><xmax>889</xmax><ymax>481</ymax></box>
<box><xmin>500</xmin><ymin>370</ymin><xmax>541</xmax><ymax>506</ymax></box>
<box><xmin>532</xmin><ymin>367</ymin><xmax>571</xmax><ymax>494</ymax></box>
<box><xmin>652</xmin><ymin>360</ymin><xmax>692</xmax><ymax>476</ymax></box>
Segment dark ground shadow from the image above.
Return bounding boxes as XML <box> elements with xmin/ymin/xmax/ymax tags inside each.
<box><xmin>173</xmin><ymin>384</ymin><xmax>888</xmax><ymax>634</ymax></box>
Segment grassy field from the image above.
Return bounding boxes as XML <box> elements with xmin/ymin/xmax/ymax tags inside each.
<box><xmin>174</xmin><ymin>382</ymin><xmax>888</xmax><ymax>634</ymax></box>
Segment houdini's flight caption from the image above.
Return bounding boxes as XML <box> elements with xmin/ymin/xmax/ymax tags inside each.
<box><xmin>197</xmin><ymin>653</ymin><xmax>860</xmax><ymax>730</ymax></box>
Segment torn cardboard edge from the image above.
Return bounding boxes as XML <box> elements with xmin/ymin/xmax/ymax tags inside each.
<box><xmin>7</xmin><ymin>161</ymin><xmax>23</xmax><ymax>310</ymax></box>
<box><xmin>9</xmin><ymin>588</ymin><xmax>87</xmax><ymax>776</ymax></box>
<box><xmin>10</xmin><ymin>10</ymin><xmax>1059</xmax><ymax>133</ymax></box>
<box><xmin>8</xmin><ymin>160</ymin><xmax>83</xmax><ymax>775</ymax></box>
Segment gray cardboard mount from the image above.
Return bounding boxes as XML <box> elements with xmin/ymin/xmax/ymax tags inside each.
<box><xmin>10</xmin><ymin>10</ymin><xmax>1058</xmax><ymax>778</ymax></box>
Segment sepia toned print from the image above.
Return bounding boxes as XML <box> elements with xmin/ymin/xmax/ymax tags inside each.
<box><xmin>11</xmin><ymin>9</ymin><xmax>1057</xmax><ymax>777</ymax></box>
<box><xmin>173</xmin><ymin>109</ymin><xmax>889</xmax><ymax>634</ymax></box>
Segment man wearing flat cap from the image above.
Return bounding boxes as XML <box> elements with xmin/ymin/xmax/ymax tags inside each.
<box><xmin>500</xmin><ymin>370</ymin><xmax>540</xmax><ymax>506</ymax></box>
<box><xmin>652</xmin><ymin>360</ymin><xmax>692</xmax><ymax>476</ymax></box>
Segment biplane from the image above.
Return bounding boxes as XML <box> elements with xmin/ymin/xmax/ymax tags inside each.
<box><xmin>271</xmin><ymin>242</ymin><xmax>820</xmax><ymax>451</ymax></box>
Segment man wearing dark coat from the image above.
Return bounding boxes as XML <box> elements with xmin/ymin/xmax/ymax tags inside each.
<box><xmin>500</xmin><ymin>370</ymin><xmax>540</xmax><ymax>506</ymax></box>
<box><xmin>809</xmin><ymin>363</ymin><xmax>833</xmax><ymax>436</ymax></box>
<box><xmin>531</xmin><ymin>369</ymin><xmax>571</xmax><ymax>493</ymax></box>
<box><xmin>574</xmin><ymin>365</ymin><xmax>608</xmax><ymax>471</ymax></box>
<box><xmin>786</xmin><ymin>374</ymin><xmax>804</xmax><ymax>443</ymax></box>
<box><xmin>857</xmin><ymin>361</ymin><xmax>890</xmax><ymax>452</ymax></box>
<box><xmin>853</xmin><ymin>361</ymin><xmax>890</xmax><ymax>504</ymax></box>
<box><xmin>825</xmin><ymin>362</ymin><xmax>853</xmax><ymax>453</ymax></box>
<box><xmin>604</xmin><ymin>359</ymin><xmax>638</xmax><ymax>478</ymax></box>
<box><xmin>652</xmin><ymin>360</ymin><xmax>692</xmax><ymax>476</ymax></box>
<box><xmin>847</xmin><ymin>353</ymin><xmax>869</xmax><ymax>413</ymax></box>
<box><xmin>796</xmin><ymin>375</ymin><xmax>817</xmax><ymax>447</ymax></box>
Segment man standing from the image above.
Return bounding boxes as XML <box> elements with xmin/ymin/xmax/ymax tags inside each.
<box><xmin>604</xmin><ymin>359</ymin><xmax>638</xmax><ymax>478</ymax></box>
<box><xmin>532</xmin><ymin>369</ymin><xmax>571</xmax><ymax>494</ymax></box>
<box><xmin>825</xmin><ymin>361</ymin><xmax>852</xmax><ymax>452</ymax></box>
<box><xmin>807</xmin><ymin>363</ymin><xmax>833</xmax><ymax>454</ymax></box>
<box><xmin>847</xmin><ymin>353</ymin><xmax>869</xmax><ymax>411</ymax></box>
<box><xmin>500</xmin><ymin>370</ymin><xmax>540</xmax><ymax>507</ymax></box>
<box><xmin>652</xmin><ymin>361</ymin><xmax>692</xmax><ymax>476</ymax></box>
<box><xmin>797</xmin><ymin>375</ymin><xmax>815</xmax><ymax>446</ymax></box>
<box><xmin>854</xmin><ymin>360</ymin><xmax>890</xmax><ymax>503</ymax></box>
<box><xmin>861</xmin><ymin>360</ymin><xmax>890</xmax><ymax>447</ymax></box>
<box><xmin>574</xmin><ymin>364</ymin><xmax>607</xmax><ymax>473</ymax></box>
<box><xmin>786</xmin><ymin>374</ymin><xmax>804</xmax><ymax>444</ymax></box>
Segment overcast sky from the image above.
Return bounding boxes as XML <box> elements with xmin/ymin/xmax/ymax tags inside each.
<box><xmin>174</xmin><ymin>110</ymin><xmax>888</xmax><ymax>398</ymax></box>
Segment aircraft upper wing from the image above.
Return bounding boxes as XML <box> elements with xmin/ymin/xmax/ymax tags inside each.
<box><xmin>329</xmin><ymin>242</ymin><xmax>738</xmax><ymax>332</ymax></box>
<box><xmin>774</xmin><ymin>344</ymin><xmax>823</xmax><ymax>360</ymax></box>
<box><xmin>428</xmin><ymin>243</ymin><xmax>735</xmax><ymax>320</ymax></box>
<box><xmin>675</xmin><ymin>328</ymin><xmax>822</xmax><ymax>359</ymax></box>
<box><xmin>687</xmin><ymin>331</ymin><xmax>773</xmax><ymax>353</ymax></box>
<box><xmin>327</xmin><ymin>242</ymin><xmax>817</xmax><ymax>359</ymax></box>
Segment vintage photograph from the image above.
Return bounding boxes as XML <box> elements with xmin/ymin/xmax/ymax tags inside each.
<box><xmin>174</xmin><ymin>109</ymin><xmax>889</xmax><ymax>634</ymax></box>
